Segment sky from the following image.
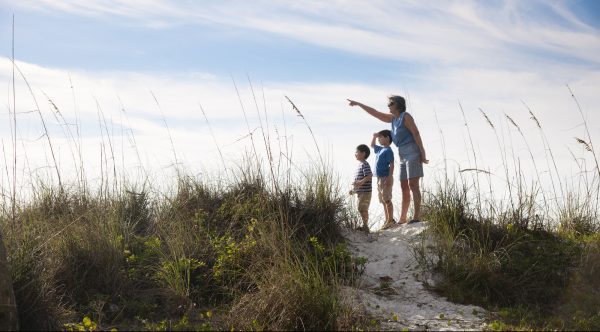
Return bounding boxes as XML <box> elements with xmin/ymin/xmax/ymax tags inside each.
<box><xmin>0</xmin><ymin>1</ymin><xmax>599</xmax><ymax>221</ymax></box>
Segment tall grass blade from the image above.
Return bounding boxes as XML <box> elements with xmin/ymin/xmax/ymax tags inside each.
<box><xmin>284</xmin><ymin>96</ymin><xmax>324</xmax><ymax>169</ymax></box>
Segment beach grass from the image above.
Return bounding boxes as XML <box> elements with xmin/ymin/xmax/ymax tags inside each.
<box><xmin>1</xmin><ymin>69</ymin><xmax>598</xmax><ymax>330</ymax></box>
<box><xmin>0</xmin><ymin>73</ymin><xmax>368</xmax><ymax>330</ymax></box>
<box><xmin>2</xmin><ymin>163</ymin><xmax>366</xmax><ymax>330</ymax></box>
<box><xmin>415</xmin><ymin>93</ymin><xmax>599</xmax><ymax>331</ymax></box>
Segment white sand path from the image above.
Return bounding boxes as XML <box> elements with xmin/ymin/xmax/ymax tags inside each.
<box><xmin>342</xmin><ymin>222</ymin><xmax>488</xmax><ymax>331</ymax></box>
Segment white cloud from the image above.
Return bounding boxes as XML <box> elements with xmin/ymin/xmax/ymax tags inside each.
<box><xmin>8</xmin><ymin>0</ymin><xmax>600</xmax><ymax>68</ymax></box>
<box><xmin>1</xmin><ymin>1</ymin><xmax>599</xmax><ymax>214</ymax></box>
<box><xmin>4</xmin><ymin>57</ymin><xmax>599</xmax><ymax>188</ymax></box>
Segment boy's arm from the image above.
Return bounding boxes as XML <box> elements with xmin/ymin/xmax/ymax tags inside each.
<box><xmin>353</xmin><ymin>168</ymin><xmax>373</xmax><ymax>187</ymax></box>
<box><xmin>370</xmin><ymin>133</ymin><xmax>378</xmax><ymax>148</ymax></box>
<box><xmin>361</xmin><ymin>174</ymin><xmax>373</xmax><ymax>186</ymax></box>
<box><xmin>386</xmin><ymin>153</ymin><xmax>395</xmax><ymax>185</ymax></box>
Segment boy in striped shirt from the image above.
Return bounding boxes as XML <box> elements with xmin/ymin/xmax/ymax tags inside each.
<box><xmin>352</xmin><ymin>144</ymin><xmax>373</xmax><ymax>233</ymax></box>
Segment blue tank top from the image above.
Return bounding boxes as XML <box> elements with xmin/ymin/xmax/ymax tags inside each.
<box><xmin>391</xmin><ymin>112</ymin><xmax>415</xmax><ymax>147</ymax></box>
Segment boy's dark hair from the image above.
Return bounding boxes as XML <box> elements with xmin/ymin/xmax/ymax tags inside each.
<box><xmin>378</xmin><ymin>129</ymin><xmax>392</xmax><ymax>142</ymax></box>
<box><xmin>356</xmin><ymin>144</ymin><xmax>370</xmax><ymax>159</ymax></box>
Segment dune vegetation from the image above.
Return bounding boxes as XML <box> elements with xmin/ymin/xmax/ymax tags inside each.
<box><xmin>1</xmin><ymin>73</ymin><xmax>598</xmax><ymax>331</ymax></box>
<box><xmin>1</xmin><ymin>80</ymin><xmax>372</xmax><ymax>330</ymax></box>
<box><xmin>415</xmin><ymin>92</ymin><xmax>600</xmax><ymax>331</ymax></box>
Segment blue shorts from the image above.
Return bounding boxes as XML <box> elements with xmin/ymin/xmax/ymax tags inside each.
<box><xmin>397</xmin><ymin>142</ymin><xmax>424</xmax><ymax>180</ymax></box>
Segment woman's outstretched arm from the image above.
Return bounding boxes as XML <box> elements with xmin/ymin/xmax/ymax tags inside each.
<box><xmin>348</xmin><ymin>99</ymin><xmax>394</xmax><ymax>123</ymax></box>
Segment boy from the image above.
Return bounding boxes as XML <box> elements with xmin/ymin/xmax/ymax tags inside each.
<box><xmin>371</xmin><ymin>130</ymin><xmax>396</xmax><ymax>230</ymax></box>
<box><xmin>352</xmin><ymin>144</ymin><xmax>373</xmax><ymax>233</ymax></box>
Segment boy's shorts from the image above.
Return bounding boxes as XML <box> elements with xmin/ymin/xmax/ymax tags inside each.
<box><xmin>356</xmin><ymin>192</ymin><xmax>371</xmax><ymax>212</ymax></box>
<box><xmin>377</xmin><ymin>176</ymin><xmax>393</xmax><ymax>203</ymax></box>
<box><xmin>398</xmin><ymin>142</ymin><xmax>424</xmax><ymax>180</ymax></box>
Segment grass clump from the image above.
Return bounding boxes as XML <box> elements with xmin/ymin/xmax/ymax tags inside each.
<box><xmin>2</xmin><ymin>165</ymin><xmax>364</xmax><ymax>330</ymax></box>
<box><xmin>552</xmin><ymin>233</ymin><xmax>600</xmax><ymax>330</ymax></box>
<box><xmin>416</xmin><ymin>179</ymin><xmax>598</xmax><ymax>330</ymax></box>
<box><xmin>229</xmin><ymin>243</ymin><xmax>340</xmax><ymax>330</ymax></box>
<box><xmin>419</xmin><ymin>181</ymin><xmax>580</xmax><ymax>308</ymax></box>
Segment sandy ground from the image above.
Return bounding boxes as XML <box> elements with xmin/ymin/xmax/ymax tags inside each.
<box><xmin>342</xmin><ymin>221</ymin><xmax>488</xmax><ymax>331</ymax></box>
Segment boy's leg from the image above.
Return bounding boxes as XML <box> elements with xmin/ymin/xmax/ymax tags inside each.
<box><xmin>384</xmin><ymin>200</ymin><xmax>393</xmax><ymax>223</ymax></box>
<box><xmin>383</xmin><ymin>175</ymin><xmax>394</xmax><ymax>223</ymax></box>
<box><xmin>377</xmin><ymin>177</ymin><xmax>384</xmax><ymax>211</ymax></box>
<box><xmin>381</xmin><ymin>200</ymin><xmax>393</xmax><ymax>229</ymax></box>
<box><xmin>381</xmin><ymin>201</ymin><xmax>389</xmax><ymax>224</ymax></box>
<box><xmin>357</xmin><ymin>192</ymin><xmax>371</xmax><ymax>229</ymax></box>
<box><xmin>380</xmin><ymin>176</ymin><xmax>395</xmax><ymax>229</ymax></box>
<box><xmin>377</xmin><ymin>178</ymin><xmax>388</xmax><ymax>229</ymax></box>
<box><xmin>359</xmin><ymin>207</ymin><xmax>369</xmax><ymax>227</ymax></box>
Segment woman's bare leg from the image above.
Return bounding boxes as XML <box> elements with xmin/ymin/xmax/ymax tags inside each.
<box><xmin>400</xmin><ymin>179</ymin><xmax>410</xmax><ymax>223</ymax></box>
<box><xmin>408</xmin><ymin>177</ymin><xmax>422</xmax><ymax>220</ymax></box>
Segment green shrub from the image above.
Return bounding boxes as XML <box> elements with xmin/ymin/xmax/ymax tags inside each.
<box><xmin>419</xmin><ymin>182</ymin><xmax>581</xmax><ymax>309</ymax></box>
<box><xmin>229</xmin><ymin>250</ymin><xmax>340</xmax><ymax>330</ymax></box>
<box><xmin>553</xmin><ymin>234</ymin><xmax>600</xmax><ymax>330</ymax></box>
<box><xmin>8</xmin><ymin>228</ymin><xmax>69</xmax><ymax>330</ymax></box>
<box><xmin>2</xmin><ymin>165</ymin><xmax>356</xmax><ymax>330</ymax></box>
<box><xmin>54</xmin><ymin>223</ymin><xmax>127</xmax><ymax>308</ymax></box>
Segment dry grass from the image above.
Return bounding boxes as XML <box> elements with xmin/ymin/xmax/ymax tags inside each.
<box><xmin>2</xmin><ymin>66</ymin><xmax>598</xmax><ymax>330</ymax></box>
<box><xmin>416</xmin><ymin>90</ymin><xmax>599</xmax><ymax>330</ymax></box>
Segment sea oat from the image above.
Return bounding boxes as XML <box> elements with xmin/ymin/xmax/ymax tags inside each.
<box><xmin>479</xmin><ymin>108</ymin><xmax>494</xmax><ymax>129</ymax></box>
<box><xmin>504</xmin><ymin>113</ymin><xmax>520</xmax><ymax>131</ymax></box>
<box><xmin>45</xmin><ymin>95</ymin><xmax>60</xmax><ymax>115</ymax></box>
<box><xmin>284</xmin><ymin>96</ymin><xmax>323</xmax><ymax>167</ymax></box>
<box><xmin>575</xmin><ymin>137</ymin><xmax>593</xmax><ymax>152</ymax></box>
<box><xmin>285</xmin><ymin>95</ymin><xmax>304</xmax><ymax>119</ymax></box>
<box><xmin>459</xmin><ymin>168</ymin><xmax>492</xmax><ymax>175</ymax></box>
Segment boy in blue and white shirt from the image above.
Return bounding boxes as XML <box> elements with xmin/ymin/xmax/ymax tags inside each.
<box><xmin>371</xmin><ymin>129</ymin><xmax>396</xmax><ymax>230</ymax></box>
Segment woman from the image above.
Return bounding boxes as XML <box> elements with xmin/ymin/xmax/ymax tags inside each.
<box><xmin>348</xmin><ymin>95</ymin><xmax>428</xmax><ymax>224</ymax></box>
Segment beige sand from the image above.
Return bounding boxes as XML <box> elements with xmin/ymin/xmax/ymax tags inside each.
<box><xmin>342</xmin><ymin>222</ymin><xmax>488</xmax><ymax>330</ymax></box>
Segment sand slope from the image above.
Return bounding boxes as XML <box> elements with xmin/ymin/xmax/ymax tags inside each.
<box><xmin>342</xmin><ymin>222</ymin><xmax>488</xmax><ymax>330</ymax></box>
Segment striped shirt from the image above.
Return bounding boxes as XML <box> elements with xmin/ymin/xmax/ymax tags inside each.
<box><xmin>354</xmin><ymin>161</ymin><xmax>373</xmax><ymax>193</ymax></box>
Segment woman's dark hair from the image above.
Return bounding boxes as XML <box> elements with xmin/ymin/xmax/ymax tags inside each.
<box><xmin>388</xmin><ymin>95</ymin><xmax>406</xmax><ymax>113</ymax></box>
<box><xmin>356</xmin><ymin>144</ymin><xmax>370</xmax><ymax>159</ymax></box>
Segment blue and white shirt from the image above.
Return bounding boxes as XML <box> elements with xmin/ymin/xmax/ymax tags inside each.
<box><xmin>353</xmin><ymin>161</ymin><xmax>372</xmax><ymax>193</ymax></box>
<box><xmin>391</xmin><ymin>112</ymin><xmax>416</xmax><ymax>147</ymax></box>
<box><xmin>373</xmin><ymin>145</ymin><xmax>394</xmax><ymax>177</ymax></box>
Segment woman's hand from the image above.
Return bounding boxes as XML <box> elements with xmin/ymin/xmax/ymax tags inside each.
<box><xmin>347</xmin><ymin>98</ymin><xmax>394</xmax><ymax>123</ymax></box>
<box><xmin>347</xmin><ymin>99</ymin><xmax>359</xmax><ymax>106</ymax></box>
<box><xmin>421</xmin><ymin>155</ymin><xmax>429</xmax><ymax>164</ymax></box>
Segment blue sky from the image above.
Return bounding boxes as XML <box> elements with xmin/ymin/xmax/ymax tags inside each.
<box><xmin>3</xmin><ymin>1</ymin><xmax>599</xmax><ymax>82</ymax></box>
<box><xmin>1</xmin><ymin>8</ymin><xmax>410</xmax><ymax>82</ymax></box>
<box><xmin>1</xmin><ymin>1</ymin><xmax>430</xmax><ymax>85</ymax></box>
<box><xmin>0</xmin><ymin>1</ymin><xmax>599</xmax><ymax>221</ymax></box>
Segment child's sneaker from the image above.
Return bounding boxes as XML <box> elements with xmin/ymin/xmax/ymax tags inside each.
<box><xmin>381</xmin><ymin>220</ymin><xmax>396</xmax><ymax>230</ymax></box>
